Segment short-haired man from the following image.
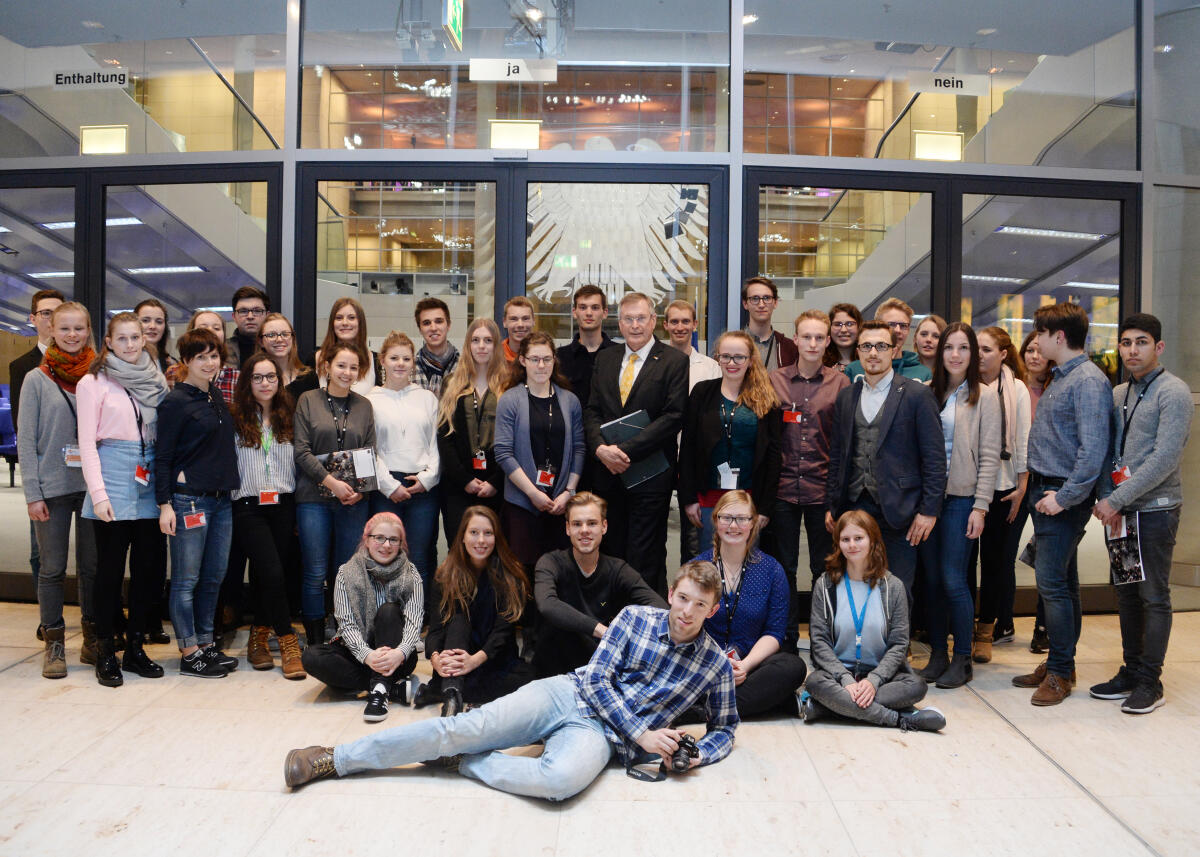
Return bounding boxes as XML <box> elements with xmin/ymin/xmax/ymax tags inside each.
<box><xmin>502</xmin><ymin>296</ymin><xmax>536</xmax><ymax>362</ymax></box>
<box><xmin>1088</xmin><ymin>314</ymin><xmax>1191</xmax><ymax>714</ymax></box>
<box><xmin>533</xmin><ymin>492</ymin><xmax>667</xmax><ymax>676</ymax></box>
<box><xmin>585</xmin><ymin>292</ymin><xmax>690</xmax><ymax>595</ymax></box>
<box><xmin>1011</xmin><ymin>302</ymin><xmax>1112</xmax><ymax>706</ymax></box>
<box><xmin>284</xmin><ymin>560</ymin><xmax>737</xmax><ymax>800</ymax></box>
<box><xmin>826</xmin><ymin>321</ymin><xmax>945</xmax><ymax>602</ymax></box>
<box><xmin>843</xmin><ymin>297</ymin><xmax>931</xmax><ymax>383</ymax></box>
<box><xmin>227</xmin><ymin>286</ymin><xmax>269</xmax><ymax>373</ymax></box>
<box><xmin>742</xmin><ymin>277</ymin><xmax>798</xmax><ymax>372</ymax></box>
<box><xmin>412</xmin><ymin>297</ymin><xmax>459</xmax><ymax>396</ymax></box>
<box><xmin>557</xmin><ymin>286</ymin><xmax>618</xmax><ymax>408</ymax></box>
<box><xmin>763</xmin><ymin>310</ymin><xmax>849</xmax><ymax>649</ymax></box>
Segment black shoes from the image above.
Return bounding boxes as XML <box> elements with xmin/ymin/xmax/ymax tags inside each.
<box><xmin>121</xmin><ymin>632</ymin><xmax>165</xmax><ymax>678</ymax></box>
<box><xmin>94</xmin><ymin>638</ymin><xmax>123</xmax><ymax>688</ymax></box>
<box><xmin>180</xmin><ymin>649</ymin><xmax>228</xmax><ymax>678</ymax></box>
<box><xmin>898</xmin><ymin>707</ymin><xmax>946</xmax><ymax>732</ymax></box>
<box><xmin>934</xmin><ymin>654</ymin><xmax>973</xmax><ymax>689</ymax></box>
<box><xmin>388</xmin><ymin>675</ymin><xmax>420</xmax><ymax>706</ymax></box>
<box><xmin>1089</xmin><ymin>667</ymin><xmax>1137</xmax><ymax>700</ymax></box>
<box><xmin>1121</xmin><ymin>683</ymin><xmax>1165</xmax><ymax>715</ymax></box>
<box><xmin>413</xmin><ymin>681</ymin><xmax>439</xmax><ymax>709</ymax></box>
<box><xmin>440</xmin><ymin>687</ymin><xmax>464</xmax><ymax>718</ymax></box>
<box><xmin>363</xmin><ymin>684</ymin><xmax>389</xmax><ymax>722</ymax></box>
<box><xmin>917</xmin><ymin>649</ymin><xmax>950</xmax><ymax>683</ymax></box>
<box><xmin>146</xmin><ymin>624</ymin><xmax>172</xmax><ymax>646</ymax></box>
<box><xmin>203</xmin><ymin>646</ymin><xmax>239</xmax><ymax>672</ymax></box>
<box><xmin>303</xmin><ymin>619</ymin><xmax>326</xmax><ymax>648</ymax></box>
<box><xmin>1029</xmin><ymin>626</ymin><xmax>1050</xmax><ymax>654</ymax></box>
<box><xmin>992</xmin><ymin>626</ymin><xmax>1015</xmax><ymax>644</ymax></box>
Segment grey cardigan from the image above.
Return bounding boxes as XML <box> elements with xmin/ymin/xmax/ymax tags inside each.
<box><xmin>493</xmin><ymin>383</ymin><xmax>585</xmax><ymax>513</ymax></box>
<box><xmin>944</xmin><ymin>382</ymin><xmax>1002</xmax><ymax>511</ymax></box>
<box><xmin>809</xmin><ymin>571</ymin><xmax>912</xmax><ymax>688</ymax></box>
<box><xmin>17</xmin><ymin>369</ymin><xmax>87</xmax><ymax>503</ymax></box>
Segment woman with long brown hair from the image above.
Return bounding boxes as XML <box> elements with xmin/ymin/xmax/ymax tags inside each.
<box><xmin>135</xmin><ymin>298</ymin><xmax>177</xmax><ymax>376</ymax></box>
<box><xmin>416</xmin><ymin>505</ymin><xmax>533</xmax><ymax>717</ymax></box>
<box><xmin>288</xmin><ymin>297</ymin><xmax>380</xmax><ymax>398</ymax></box>
<box><xmin>824</xmin><ymin>303</ymin><xmax>863</xmax><ymax>370</ymax></box>
<box><xmin>1018</xmin><ymin>330</ymin><xmax>1053</xmax><ymax>653</ymax></box>
<box><xmin>803</xmin><ymin>510</ymin><xmax>944</xmax><ymax>732</ymax></box>
<box><xmin>256</xmin><ymin>312</ymin><xmax>310</xmax><ymax>388</ymax></box>
<box><xmin>679</xmin><ymin>329</ymin><xmax>781</xmax><ymax>548</ymax></box>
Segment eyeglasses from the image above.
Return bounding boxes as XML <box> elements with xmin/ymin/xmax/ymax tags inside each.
<box><xmin>234</xmin><ymin>307</ymin><xmax>266</xmax><ymax>317</ymax></box>
<box><xmin>33</xmin><ymin>309</ymin><xmax>55</xmax><ymax>319</ymax></box>
<box><xmin>885</xmin><ymin>321</ymin><xmax>911</xmax><ymax>331</ymax></box>
<box><xmin>831</xmin><ymin>320</ymin><xmax>857</xmax><ymax>330</ymax></box>
<box><xmin>367</xmin><ymin>534</ymin><xmax>401</xmax><ymax>547</ymax></box>
<box><xmin>261</xmin><ymin>331</ymin><xmax>292</xmax><ymax>341</ymax></box>
<box><xmin>251</xmin><ymin>373</ymin><xmax>279</xmax><ymax>384</ymax></box>
<box><xmin>619</xmin><ymin>314</ymin><xmax>652</xmax><ymax>326</ymax></box>
<box><xmin>744</xmin><ymin>295</ymin><xmax>776</xmax><ymax>305</ymax></box>
<box><xmin>858</xmin><ymin>341</ymin><xmax>894</xmax><ymax>353</ymax></box>
<box><xmin>715</xmin><ymin>353</ymin><xmax>749</xmax><ymax>365</ymax></box>
<box><xmin>716</xmin><ymin>514</ymin><xmax>753</xmax><ymax>526</ymax></box>
<box><xmin>524</xmin><ymin>355</ymin><xmax>554</xmax><ymax>366</ymax></box>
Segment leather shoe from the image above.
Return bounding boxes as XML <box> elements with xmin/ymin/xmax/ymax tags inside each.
<box><xmin>284</xmin><ymin>745</ymin><xmax>337</xmax><ymax>789</ymax></box>
<box><xmin>1031</xmin><ymin>671</ymin><xmax>1073</xmax><ymax>706</ymax></box>
<box><xmin>898</xmin><ymin>706</ymin><xmax>946</xmax><ymax>732</ymax></box>
<box><xmin>1012</xmin><ymin>660</ymin><xmax>1077</xmax><ymax>689</ymax></box>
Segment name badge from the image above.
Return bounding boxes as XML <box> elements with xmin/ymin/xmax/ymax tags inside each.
<box><xmin>134</xmin><ymin>464</ymin><xmax>151</xmax><ymax>486</ymax></box>
<box><xmin>717</xmin><ymin>461</ymin><xmax>740</xmax><ymax>491</ymax></box>
<box><xmin>183</xmin><ymin>511</ymin><xmax>207</xmax><ymax>529</ymax></box>
<box><xmin>63</xmin><ymin>445</ymin><xmax>82</xmax><ymax>468</ymax></box>
<box><xmin>259</xmin><ymin>490</ymin><xmax>280</xmax><ymax>505</ymax></box>
<box><xmin>1111</xmin><ymin>464</ymin><xmax>1131</xmax><ymax>485</ymax></box>
<box><xmin>782</xmin><ymin>410</ymin><xmax>803</xmax><ymax>424</ymax></box>
<box><xmin>535</xmin><ymin>468</ymin><xmax>555</xmax><ymax>488</ymax></box>
<box><xmin>725</xmin><ymin>647</ymin><xmax>740</xmax><ymax>660</ymax></box>
<box><xmin>472</xmin><ymin>450</ymin><xmax>488</xmax><ymax>471</ymax></box>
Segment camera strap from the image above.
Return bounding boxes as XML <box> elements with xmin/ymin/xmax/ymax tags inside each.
<box><xmin>624</xmin><ymin>752</ymin><xmax>668</xmax><ymax>782</ymax></box>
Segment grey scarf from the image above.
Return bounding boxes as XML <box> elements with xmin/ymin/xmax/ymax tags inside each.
<box><xmin>103</xmin><ymin>350</ymin><xmax>169</xmax><ymax>429</ymax></box>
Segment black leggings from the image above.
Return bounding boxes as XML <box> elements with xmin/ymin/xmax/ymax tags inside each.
<box><xmin>302</xmin><ymin>602</ymin><xmax>417</xmax><ymax>691</ymax></box>
<box><xmin>426</xmin><ymin>610</ymin><xmax>534</xmax><ymax>704</ymax></box>
<box><xmin>734</xmin><ymin>651</ymin><xmax>808</xmax><ymax>717</ymax></box>
<box><xmin>232</xmin><ymin>495</ymin><xmax>296</xmax><ymax>637</ymax></box>
<box><xmin>91</xmin><ymin>519</ymin><xmax>165</xmax><ymax>639</ymax></box>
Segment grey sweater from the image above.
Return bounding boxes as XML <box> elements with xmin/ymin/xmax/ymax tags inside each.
<box><xmin>1097</xmin><ymin>368</ymin><xmax>1193</xmax><ymax>512</ymax></box>
<box><xmin>809</xmin><ymin>570</ymin><xmax>912</xmax><ymax>688</ymax></box>
<box><xmin>17</xmin><ymin>369</ymin><xmax>87</xmax><ymax>503</ymax></box>
<box><xmin>293</xmin><ymin>389</ymin><xmax>377</xmax><ymax>504</ymax></box>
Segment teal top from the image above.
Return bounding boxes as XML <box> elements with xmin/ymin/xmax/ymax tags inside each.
<box><xmin>706</xmin><ymin>396</ymin><xmax>757</xmax><ymax>490</ymax></box>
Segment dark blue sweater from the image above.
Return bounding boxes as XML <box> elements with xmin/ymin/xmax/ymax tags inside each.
<box><xmin>694</xmin><ymin>547</ymin><xmax>789</xmax><ymax>658</ymax></box>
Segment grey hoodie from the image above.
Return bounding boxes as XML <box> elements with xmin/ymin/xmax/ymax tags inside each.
<box><xmin>809</xmin><ymin>570</ymin><xmax>912</xmax><ymax>688</ymax></box>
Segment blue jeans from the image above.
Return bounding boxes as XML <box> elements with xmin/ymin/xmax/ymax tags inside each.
<box><xmin>919</xmin><ymin>495</ymin><xmax>976</xmax><ymax>654</ymax></box>
<box><xmin>296</xmin><ymin>499</ymin><xmax>372</xmax><ymax>620</ymax></box>
<box><xmin>168</xmin><ymin>493</ymin><xmax>233</xmax><ymax>649</ymax></box>
<box><xmin>1028</xmin><ymin>476</ymin><xmax>1089</xmax><ymax>676</ymax></box>
<box><xmin>371</xmin><ymin>482</ymin><xmax>440</xmax><ymax>586</ymax></box>
<box><xmin>335</xmin><ymin>675</ymin><xmax>613</xmax><ymax>801</ymax></box>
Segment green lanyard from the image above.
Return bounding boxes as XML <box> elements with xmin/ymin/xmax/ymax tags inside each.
<box><xmin>260</xmin><ymin>417</ymin><xmax>273</xmax><ymax>481</ymax></box>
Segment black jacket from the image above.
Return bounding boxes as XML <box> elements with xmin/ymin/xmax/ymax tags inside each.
<box><xmin>557</xmin><ymin>333</ymin><xmax>619</xmax><ymax>409</ymax></box>
<box><xmin>678</xmin><ymin>378</ymin><xmax>782</xmax><ymax>510</ymax></box>
<box><xmin>825</xmin><ymin>373</ymin><xmax>946</xmax><ymax>530</ymax></box>
<box><xmin>583</xmin><ymin>339</ymin><xmax>689</xmax><ymax>494</ymax></box>
<box><xmin>437</xmin><ymin>391</ymin><xmax>504</xmax><ymax>497</ymax></box>
<box><xmin>154</xmin><ymin>381</ymin><xmax>239</xmax><ymax>504</ymax></box>
<box><xmin>8</xmin><ymin>345</ymin><xmax>42</xmax><ymax>432</ymax></box>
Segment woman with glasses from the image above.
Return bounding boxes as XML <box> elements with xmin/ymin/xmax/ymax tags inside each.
<box><xmin>256</xmin><ymin>312</ymin><xmax>310</xmax><ymax>388</ymax></box>
<box><xmin>288</xmin><ymin>297</ymin><xmax>380</xmax><ymax>399</ymax></box>
<box><xmin>824</xmin><ymin>303</ymin><xmax>862</xmax><ymax>371</ymax></box>
<box><xmin>690</xmin><ymin>490</ymin><xmax>806</xmax><ymax>717</ymax></box>
<box><xmin>913</xmin><ymin>314</ymin><xmax>947</xmax><ymax>375</ymax></box>
<box><xmin>680</xmin><ymin>330</ymin><xmax>781</xmax><ymax>549</ymax></box>
<box><xmin>493</xmin><ymin>330</ymin><xmax>585</xmax><ymax>570</ymax></box>
<box><xmin>302</xmin><ymin>512</ymin><xmax>423</xmax><ymax>723</ymax></box>
<box><xmin>230</xmin><ymin>352</ymin><xmax>306</xmax><ymax>680</ymax></box>
<box><xmin>916</xmin><ymin>322</ymin><xmax>1001</xmax><ymax>689</ymax></box>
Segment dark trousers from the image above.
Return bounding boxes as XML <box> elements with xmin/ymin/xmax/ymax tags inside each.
<box><xmin>598</xmin><ymin>483</ymin><xmax>672</xmax><ymax>596</ymax></box>
<box><xmin>232</xmin><ymin>494</ymin><xmax>297</xmax><ymax>638</ymax></box>
<box><xmin>764</xmin><ymin>500</ymin><xmax>831</xmax><ymax>646</ymax></box>
<box><xmin>441</xmin><ymin>489</ymin><xmax>501</xmax><ymax>545</ymax></box>
<box><xmin>806</xmin><ymin>667</ymin><xmax>927</xmax><ymax>726</ymax></box>
<box><xmin>849</xmin><ymin>494</ymin><xmax>917</xmax><ymax>608</ymax></box>
<box><xmin>735</xmin><ymin>651</ymin><xmax>807</xmax><ymax>717</ymax></box>
<box><xmin>302</xmin><ymin>602</ymin><xmax>417</xmax><ymax>691</ymax></box>
<box><xmin>427</xmin><ymin>610</ymin><xmax>534</xmax><ymax>704</ymax></box>
<box><xmin>533</xmin><ymin>630</ymin><xmax>598</xmax><ymax>678</ymax></box>
<box><xmin>679</xmin><ymin>492</ymin><xmax>702</xmax><ymax>563</ymax></box>
<box><xmin>1116</xmin><ymin>507</ymin><xmax>1179</xmax><ymax>685</ymax></box>
<box><xmin>978</xmin><ymin>488</ymin><xmax>1028</xmax><ymax>628</ymax></box>
<box><xmin>1028</xmin><ymin>475</ymin><xmax>1089</xmax><ymax>676</ymax></box>
<box><xmin>501</xmin><ymin>501</ymin><xmax>569</xmax><ymax>569</ymax></box>
<box><xmin>92</xmin><ymin>519</ymin><xmax>165</xmax><ymax>639</ymax></box>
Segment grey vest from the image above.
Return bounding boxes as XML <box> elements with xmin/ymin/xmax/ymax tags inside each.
<box><xmin>848</xmin><ymin>395</ymin><xmax>881</xmax><ymax>502</ymax></box>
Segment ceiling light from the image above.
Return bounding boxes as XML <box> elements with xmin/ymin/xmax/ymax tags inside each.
<box><xmin>963</xmin><ymin>274</ymin><xmax>1029</xmax><ymax>285</ymax></box>
<box><xmin>999</xmin><ymin>317</ymin><xmax>1033</xmax><ymax>324</ymax></box>
<box><xmin>81</xmin><ymin>20</ymin><xmax>104</xmax><ymax>28</ymax></box>
<box><xmin>196</xmin><ymin>306</ymin><xmax>233</xmax><ymax>312</ymax></box>
<box><xmin>1063</xmin><ymin>281</ymin><xmax>1119</xmax><ymax>290</ymax></box>
<box><xmin>742</xmin><ymin>14</ymin><xmax>758</xmax><ymax>25</ymax></box>
<box><xmin>0</xmin><ymin>226</ymin><xmax>9</xmax><ymax>233</ymax></box>
<box><xmin>976</xmin><ymin>27</ymin><xmax>997</xmax><ymax>36</ymax></box>
<box><xmin>525</xmin><ymin>6</ymin><xmax>545</xmax><ymax>22</ymax></box>
<box><xmin>41</xmin><ymin>217</ymin><xmax>142</xmax><ymax>230</ymax></box>
<box><xmin>1155</xmin><ymin>44</ymin><xmax>1173</xmax><ymax>54</ymax></box>
<box><xmin>127</xmin><ymin>266</ymin><xmax>206</xmax><ymax>275</ymax></box>
<box><xmin>995</xmin><ymin>226</ymin><xmax>1107</xmax><ymax>241</ymax></box>
<box><xmin>29</xmin><ymin>271</ymin><xmax>75</xmax><ymax>279</ymax></box>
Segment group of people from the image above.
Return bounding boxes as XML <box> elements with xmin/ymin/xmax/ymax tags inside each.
<box><xmin>11</xmin><ymin>277</ymin><xmax>1190</xmax><ymax>801</ymax></box>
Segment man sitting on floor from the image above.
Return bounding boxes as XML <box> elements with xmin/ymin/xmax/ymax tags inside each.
<box><xmin>284</xmin><ymin>560</ymin><xmax>738</xmax><ymax>801</ymax></box>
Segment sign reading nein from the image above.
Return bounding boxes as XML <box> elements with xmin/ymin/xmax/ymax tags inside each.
<box><xmin>907</xmin><ymin>71</ymin><xmax>989</xmax><ymax>97</ymax></box>
<box><xmin>54</xmin><ymin>69</ymin><xmax>129</xmax><ymax>89</ymax></box>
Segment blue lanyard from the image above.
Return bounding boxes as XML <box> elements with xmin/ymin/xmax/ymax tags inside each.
<box><xmin>842</xmin><ymin>577</ymin><xmax>868</xmax><ymax>662</ymax></box>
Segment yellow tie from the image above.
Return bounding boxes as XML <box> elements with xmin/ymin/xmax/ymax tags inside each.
<box><xmin>619</xmin><ymin>353</ymin><xmax>638</xmax><ymax>405</ymax></box>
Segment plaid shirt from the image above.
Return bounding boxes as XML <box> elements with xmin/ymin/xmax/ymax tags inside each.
<box><xmin>571</xmin><ymin>605</ymin><xmax>738</xmax><ymax>766</ymax></box>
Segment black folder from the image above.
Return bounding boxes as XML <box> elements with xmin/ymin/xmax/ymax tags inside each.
<box><xmin>599</xmin><ymin>409</ymin><xmax>669</xmax><ymax>489</ymax></box>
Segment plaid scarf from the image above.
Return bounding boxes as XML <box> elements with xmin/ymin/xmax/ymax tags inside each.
<box><xmin>41</xmin><ymin>343</ymin><xmax>96</xmax><ymax>393</ymax></box>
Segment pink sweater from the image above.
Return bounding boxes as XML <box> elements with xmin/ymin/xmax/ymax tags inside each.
<box><xmin>75</xmin><ymin>372</ymin><xmax>143</xmax><ymax>505</ymax></box>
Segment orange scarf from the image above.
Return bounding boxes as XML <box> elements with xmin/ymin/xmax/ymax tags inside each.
<box><xmin>41</xmin><ymin>343</ymin><xmax>95</xmax><ymax>393</ymax></box>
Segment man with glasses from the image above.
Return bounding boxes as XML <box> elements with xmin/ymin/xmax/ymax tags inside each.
<box><xmin>843</xmin><ymin>298</ymin><xmax>932</xmax><ymax>384</ymax></box>
<box><xmin>226</xmin><ymin>286</ymin><xmax>270</xmax><ymax>394</ymax></box>
<box><xmin>585</xmin><ymin>292</ymin><xmax>689</xmax><ymax>595</ymax></box>
<box><xmin>742</xmin><ymin>277</ymin><xmax>797</xmax><ymax>372</ymax></box>
<box><xmin>826</xmin><ymin>321</ymin><xmax>945</xmax><ymax>606</ymax></box>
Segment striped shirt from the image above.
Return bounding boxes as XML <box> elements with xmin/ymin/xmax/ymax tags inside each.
<box><xmin>332</xmin><ymin>554</ymin><xmax>424</xmax><ymax>662</ymax></box>
<box><xmin>233</xmin><ymin>425</ymin><xmax>296</xmax><ymax>500</ymax></box>
<box><xmin>572</xmin><ymin>605</ymin><xmax>738</xmax><ymax>765</ymax></box>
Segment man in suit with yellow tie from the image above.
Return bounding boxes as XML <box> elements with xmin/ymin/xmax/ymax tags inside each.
<box><xmin>584</xmin><ymin>292</ymin><xmax>689</xmax><ymax>596</ymax></box>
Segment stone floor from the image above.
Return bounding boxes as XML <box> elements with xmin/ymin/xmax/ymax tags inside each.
<box><xmin>1</xmin><ymin>601</ymin><xmax>1198</xmax><ymax>856</ymax></box>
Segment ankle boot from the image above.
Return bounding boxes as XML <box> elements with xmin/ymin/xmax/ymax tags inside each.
<box><xmin>278</xmin><ymin>633</ymin><xmax>307</xmax><ymax>680</ymax></box>
<box><xmin>918</xmin><ymin>648</ymin><xmax>950</xmax><ymax>682</ymax></box>
<box><xmin>972</xmin><ymin>621</ymin><xmax>994</xmax><ymax>664</ymax></box>
<box><xmin>42</xmin><ymin>626</ymin><xmax>67</xmax><ymax>679</ymax></box>
<box><xmin>121</xmin><ymin>632</ymin><xmax>165</xmax><ymax>678</ymax></box>
<box><xmin>248</xmin><ymin>626</ymin><xmax>274</xmax><ymax>671</ymax></box>
<box><xmin>935</xmin><ymin>653</ymin><xmax>974</xmax><ymax>689</ymax></box>
<box><xmin>94</xmin><ymin>638</ymin><xmax>124</xmax><ymax>687</ymax></box>
<box><xmin>302</xmin><ymin>619</ymin><xmax>325</xmax><ymax>648</ymax></box>
<box><xmin>80</xmin><ymin>619</ymin><xmax>98</xmax><ymax>665</ymax></box>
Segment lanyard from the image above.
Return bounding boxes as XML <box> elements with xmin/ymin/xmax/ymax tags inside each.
<box><xmin>995</xmin><ymin>371</ymin><xmax>1009</xmax><ymax>458</ymax></box>
<box><xmin>326</xmin><ymin>393</ymin><xmax>351</xmax><ymax>451</ymax></box>
<box><xmin>716</xmin><ymin>555</ymin><xmax>748</xmax><ymax>646</ymax></box>
<box><xmin>260</xmin><ymin>415</ymin><xmax>273</xmax><ymax>479</ymax></box>
<box><xmin>842</xmin><ymin>576</ymin><xmax>869</xmax><ymax>663</ymax></box>
<box><xmin>527</xmin><ymin>385</ymin><xmax>556</xmax><ymax>471</ymax></box>
<box><xmin>53</xmin><ymin>379</ymin><xmax>78</xmax><ymax>423</ymax></box>
<box><xmin>125</xmin><ymin>390</ymin><xmax>146</xmax><ymax>462</ymax></box>
<box><xmin>720</xmin><ymin>398</ymin><xmax>737</xmax><ymax>465</ymax></box>
<box><xmin>1119</xmin><ymin>368</ymin><xmax>1164</xmax><ymax>460</ymax></box>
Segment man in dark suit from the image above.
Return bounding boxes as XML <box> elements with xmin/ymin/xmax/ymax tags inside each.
<box><xmin>584</xmin><ymin>292</ymin><xmax>689</xmax><ymax>595</ymax></box>
<box><xmin>824</xmin><ymin>320</ymin><xmax>945</xmax><ymax>599</ymax></box>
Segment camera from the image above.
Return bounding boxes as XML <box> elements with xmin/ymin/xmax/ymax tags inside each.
<box><xmin>669</xmin><ymin>733</ymin><xmax>699</xmax><ymax>773</ymax></box>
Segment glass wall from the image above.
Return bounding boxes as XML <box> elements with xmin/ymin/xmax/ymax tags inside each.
<box><xmin>744</xmin><ymin>0</ymin><xmax>1136</xmax><ymax>168</ymax></box>
<box><xmin>0</xmin><ymin>186</ymin><xmax>78</xmax><ymax>331</ymax></box>
<box><xmin>1155</xmin><ymin>2</ymin><xmax>1200</xmax><ymax>174</ymax></box>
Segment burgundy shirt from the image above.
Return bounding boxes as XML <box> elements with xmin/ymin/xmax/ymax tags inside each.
<box><xmin>769</xmin><ymin>363</ymin><xmax>849</xmax><ymax>505</ymax></box>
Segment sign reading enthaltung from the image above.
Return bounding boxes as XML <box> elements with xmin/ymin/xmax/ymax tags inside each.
<box><xmin>469</xmin><ymin>58</ymin><xmax>557</xmax><ymax>83</ymax></box>
<box><xmin>54</xmin><ymin>69</ymin><xmax>129</xmax><ymax>89</ymax></box>
<box><xmin>907</xmin><ymin>71</ymin><xmax>989</xmax><ymax>97</ymax></box>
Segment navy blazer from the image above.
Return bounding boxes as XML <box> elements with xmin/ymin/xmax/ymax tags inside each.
<box><xmin>494</xmin><ymin>383</ymin><xmax>585</xmax><ymax>514</ymax></box>
<box><xmin>825</xmin><ymin>373</ymin><xmax>946</xmax><ymax>530</ymax></box>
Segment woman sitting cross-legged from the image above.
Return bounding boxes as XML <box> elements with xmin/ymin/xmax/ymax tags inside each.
<box><xmin>803</xmin><ymin>510</ymin><xmax>946</xmax><ymax>732</ymax></box>
<box><xmin>302</xmin><ymin>512</ymin><xmax>423</xmax><ymax>723</ymax></box>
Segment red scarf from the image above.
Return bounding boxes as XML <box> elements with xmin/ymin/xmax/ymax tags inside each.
<box><xmin>41</xmin><ymin>343</ymin><xmax>95</xmax><ymax>393</ymax></box>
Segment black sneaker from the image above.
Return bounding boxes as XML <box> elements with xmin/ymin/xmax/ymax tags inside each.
<box><xmin>1121</xmin><ymin>683</ymin><xmax>1165</xmax><ymax>715</ymax></box>
<box><xmin>363</xmin><ymin>685</ymin><xmax>389</xmax><ymax>722</ymax></box>
<box><xmin>898</xmin><ymin>707</ymin><xmax>946</xmax><ymax>732</ymax></box>
<box><xmin>388</xmin><ymin>675</ymin><xmax>420</xmax><ymax>706</ymax></box>
<box><xmin>203</xmin><ymin>646</ymin><xmax>239</xmax><ymax>672</ymax></box>
<box><xmin>1089</xmin><ymin>667</ymin><xmax>1137</xmax><ymax>700</ymax></box>
<box><xmin>1029</xmin><ymin>626</ymin><xmax>1050</xmax><ymax>654</ymax></box>
<box><xmin>181</xmin><ymin>650</ymin><xmax>228</xmax><ymax>678</ymax></box>
<box><xmin>992</xmin><ymin>626</ymin><xmax>1015</xmax><ymax>644</ymax></box>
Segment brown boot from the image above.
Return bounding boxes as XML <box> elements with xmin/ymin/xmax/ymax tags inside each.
<box><xmin>1031</xmin><ymin>671</ymin><xmax>1073</xmax><ymax>706</ymax></box>
<box><xmin>248</xmin><ymin>626</ymin><xmax>274</xmax><ymax>671</ymax></box>
<box><xmin>42</xmin><ymin>626</ymin><xmax>67</xmax><ymax>679</ymax></box>
<box><xmin>284</xmin><ymin>745</ymin><xmax>337</xmax><ymax>789</ymax></box>
<box><xmin>1012</xmin><ymin>660</ymin><xmax>1077</xmax><ymax>688</ymax></box>
<box><xmin>279</xmin><ymin>633</ymin><xmax>307</xmax><ymax>680</ymax></box>
<box><xmin>79</xmin><ymin>619</ymin><xmax>97</xmax><ymax>665</ymax></box>
<box><xmin>972</xmin><ymin>621</ymin><xmax>994</xmax><ymax>664</ymax></box>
